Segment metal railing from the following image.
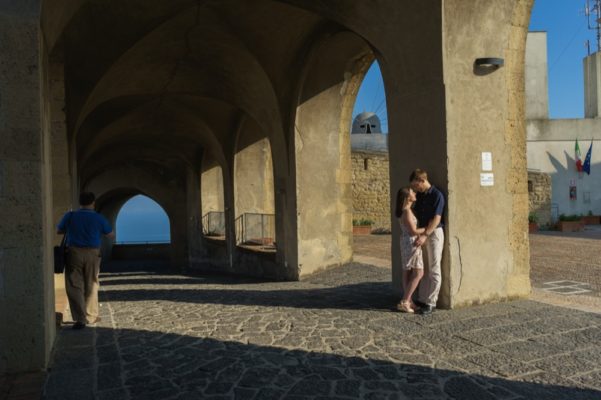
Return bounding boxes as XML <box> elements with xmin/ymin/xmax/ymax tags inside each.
<box><xmin>202</xmin><ymin>211</ymin><xmax>226</xmax><ymax>237</ymax></box>
<box><xmin>114</xmin><ymin>240</ymin><xmax>170</xmax><ymax>245</ymax></box>
<box><xmin>235</xmin><ymin>213</ymin><xmax>275</xmax><ymax>247</ymax></box>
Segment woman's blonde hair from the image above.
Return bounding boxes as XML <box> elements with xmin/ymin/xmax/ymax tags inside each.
<box><xmin>395</xmin><ymin>187</ymin><xmax>412</xmax><ymax>218</ymax></box>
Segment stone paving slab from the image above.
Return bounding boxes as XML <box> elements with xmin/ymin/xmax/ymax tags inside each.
<box><xmin>42</xmin><ymin>262</ymin><xmax>601</xmax><ymax>400</ymax></box>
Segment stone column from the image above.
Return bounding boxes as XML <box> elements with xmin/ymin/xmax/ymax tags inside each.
<box><xmin>0</xmin><ymin>2</ymin><xmax>55</xmax><ymax>372</ymax></box>
<box><xmin>185</xmin><ymin>166</ymin><xmax>202</xmax><ymax>270</ymax></box>
<box><xmin>292</xmin><ymin>33</ymin><xmax>370</xmax><ymax>276</ymax></box>
<box><xmin>49</xmin><ymin>57</ymin><xmax>72</xmax><ymax>318</ymax></box>
<box><xmin>440</xmin><ymin>0</ymin><xmax>532</xmax><ymax>307</ymax></box>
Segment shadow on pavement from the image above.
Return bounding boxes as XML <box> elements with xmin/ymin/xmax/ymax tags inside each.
<box><xmin>101</xmin><ymin>282</ymin><xmax>396</xmax><ymax>311</ymax></box>
<box><xmin>44</xmin><ymin>326</ymin><xmax>601</xmax><ymax>400</ymax></box>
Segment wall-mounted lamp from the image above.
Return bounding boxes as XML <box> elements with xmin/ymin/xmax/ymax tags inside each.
<box><xmin>474</xmin><ymin>58</ymin><xmax>504</xmax><ymax>68</ymax></box>
<box><xmin>473</xmin><ymin>57</ymin><xmax>504</xmax><ymax>76</ymax></box>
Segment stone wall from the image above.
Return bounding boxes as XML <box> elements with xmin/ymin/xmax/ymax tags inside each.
<box><xmin>528</xmin><ymin>170</ymin><xmax>552</xmax><ymax>226</ymax></box>
<box><xmin>351</xmin><ymin>150</ymin><xmax>391</xmax><ymax>230</ymax></box>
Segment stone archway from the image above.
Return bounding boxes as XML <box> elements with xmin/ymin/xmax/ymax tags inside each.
<box><xmin>0</xmin><ymin>0</ymin><xmax>534</xmax><ymax>373</ymax></box>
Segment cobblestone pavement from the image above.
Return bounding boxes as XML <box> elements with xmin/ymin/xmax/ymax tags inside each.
<box><xmin>43</xmin><ymin>261</ymin><xmax>601</xmax><ymax>399</ymax></box>
<box><xmin>529</xmin><ymin>230</ymin><xmax>601</xmax><ymax>295</ymax></box>
<box><xmin>355</xmin><ymin>228</ymin><xmax>601</xmax><ymax>311</ymax></box>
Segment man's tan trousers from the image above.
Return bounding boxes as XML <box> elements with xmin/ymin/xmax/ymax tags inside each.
<box><xmin>65</xmin><ymin>247</ymin><xmax>101</xmax><ymax>324</ymax></box>
<box><xmin>418</xmin><ymin>227</ymin><xmax>444</xmax><ymax>307</ymax></box>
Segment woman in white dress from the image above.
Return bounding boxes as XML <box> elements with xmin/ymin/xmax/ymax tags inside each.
<box><xmin>396</xmin><ymin>187</ymin><xmax>426</xmax><ymax>313</ymax></box>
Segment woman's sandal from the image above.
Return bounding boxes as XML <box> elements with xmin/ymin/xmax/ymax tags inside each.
<box><xmin>396</xmin><ymin>300</ymin><xmax>415</xmax><ymax>313</ymax></box>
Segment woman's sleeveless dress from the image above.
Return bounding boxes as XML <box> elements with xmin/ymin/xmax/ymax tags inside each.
<box><xmin>400</xmin><ymin>212</ymin><xmax>424</xmax><ymax>270</ymax></box>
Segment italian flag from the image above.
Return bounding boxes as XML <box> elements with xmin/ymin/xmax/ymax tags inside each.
<box><xmin>575</xmin><ymin>139</ymin><xmax>583</xmax><ymax>172</ymax></box>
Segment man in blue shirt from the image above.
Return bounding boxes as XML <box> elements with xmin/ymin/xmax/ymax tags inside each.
<box><xmin>410</xmin><ymin>169</ymin><xmax>445</xmax><ymax>315</ymax></box>
<box><xmin>57</xmin><ymin>192</ymin><xmax>114</xmax><ymax>329</ymax></box>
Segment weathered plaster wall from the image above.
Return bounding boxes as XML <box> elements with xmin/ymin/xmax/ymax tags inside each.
<box><xmin>234</xmin><ymin>137</ymin><xmax>275</xmax><ymax>217</ymax></box>
<box><xmin>0</xmin><ymin>1</ymin><xmax>55</xmax><ymax>372</ymax></box>
<box><xmin>201</xmin><ymin>161</ymin><xmax>224</xmax><ymax>215</ymax></box>
<box><xmin>527</xmin><ymin>170</ymin><xmax>552</xmax><ymax>226</ymax></box>
<box><xmin>351</xmin><ymin>151</ymin><xmax>391</xmax><ymax>230</ymax></box>
<box><xmin>442</xmin><ymin>0</ymin><xmax>532</xmax><ymax>307</ymax></box>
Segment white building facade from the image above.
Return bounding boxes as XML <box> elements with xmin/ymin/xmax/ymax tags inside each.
<box><xmin>526</xmin><ymin>32</ymin><xmax>601</xmax><ymax>221</ymax></box>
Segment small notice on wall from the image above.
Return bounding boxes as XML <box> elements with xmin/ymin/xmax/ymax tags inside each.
<box><xmin>480</xmin><ymin>173</ymin><xmax>494</xmax><ymax>186</ymax></box>
<box><xmin>481</xmin><ymin>152</ymin><xmax>493</xmax><ymax>171</ymax></box>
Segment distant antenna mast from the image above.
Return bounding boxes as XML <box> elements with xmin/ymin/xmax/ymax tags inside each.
<box><xmin>586</xmin><ymin>0</ymin><xmax>601</xmax><ymax>53</ymax></box>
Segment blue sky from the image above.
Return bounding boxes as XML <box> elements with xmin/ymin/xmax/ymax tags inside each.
<box><xmin>116</xmin><ymin>195</ymin><xmax>170</xmax><ymax>243</ymax></box>
<box><xmin>529</xmin><ymin>0</ymin><xmax>595</xmax><ymax>118</ymax></box>
<box><xmin>352</xmin><ymin>62</ymin><xmax>388</xmax><ymax>132</ymax></box>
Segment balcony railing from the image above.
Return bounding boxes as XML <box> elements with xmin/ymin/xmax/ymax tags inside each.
<box><xmin>202</xmin><ymin>211</ymin><xmax>226</xmax><ymax>237</ymax></box>
<box><xmin>235</xmin><ymin>213</ymin><xmax>275</xmax><ymax>248</ymax></box>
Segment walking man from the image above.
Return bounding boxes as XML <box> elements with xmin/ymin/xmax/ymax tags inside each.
<box><xmin>410</xmin><ymin>169</ymin><xmax>445</xmax><ymax>315</ymax></box>
<box><xmin>57</xmin><ymin>192</ymin><xmax>114</xmax><ymax>329</ymax></box>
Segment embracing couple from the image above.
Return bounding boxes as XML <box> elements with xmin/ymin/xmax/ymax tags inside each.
<box><xmin>395</xmin><ymin>169</ymin><xmax>445</xmax><ymax>315</ymax></box>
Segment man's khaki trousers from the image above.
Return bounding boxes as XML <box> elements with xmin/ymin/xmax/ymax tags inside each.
<box><xmin>65</xmin><ymin>247</ymin><xmax>101</xmax><ymax>324</ymax></box>
<box><xmin>418</xmin><ymin>227</ymin><xmax>444</xmax><ymax>307</ymax></box>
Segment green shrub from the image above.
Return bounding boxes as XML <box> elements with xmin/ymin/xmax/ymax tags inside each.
<box><xmin>559</xmin><ymin>213</ymin><xmax>582</xmax><ymax>222</ymax></box>
<box><xmin>352</xmin><ymin>218</ymin><xmax>374</xmax><ymax>226</ymax></box>
<box><xmin>528</xmin><ymin>212</ymin><xmax>538</xmax><ymax>223</ymax></box>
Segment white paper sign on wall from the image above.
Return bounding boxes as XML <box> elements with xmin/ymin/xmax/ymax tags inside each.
<box><xmin>480</xmin><ymin>173</ymin><xmax>494</xmax><ymax>186</ymax></box>
<box><xmin>481</xmin><ymin>152</ymin><xmax>493</xmax><ymax>171</ymax></box>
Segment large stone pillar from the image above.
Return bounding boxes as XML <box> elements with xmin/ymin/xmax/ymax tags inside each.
<box><xmin>386</xmin><ymin>0</ymin><xmax>532</xmax><ymax>308</ymax></box>
<box><xmin>293</xmin><ymin>32</ymin><xmax>370</xmax><ymax>276</ymax></box>
<box><xmin>0</xmin><ymin>2</ymin><xmax>56</xmax><ymax>372</ymax></box>
<box><xmin>185</xmin><ymin>166</ymin><xmax>203</xmax><ymax>269</ymax></box>
<box><xmin>49</xmin><ymin>57</ymin><xmax>72</xmax><ymax>317</ymax></box>
<box><xmin>441</xmin><ymin>0</ymin><xmax>532</xmax><ymax>307</ymax></box>
<box><xmin>385</xmin><ymin>17</ymin><xmax>449</xmax><ymax>305</ymax></box>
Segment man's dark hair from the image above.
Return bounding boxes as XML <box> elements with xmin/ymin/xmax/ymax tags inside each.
<box><xmin>79</xmin><ymin>192</ymin><xmax>96</xmax><ymax>206</ymax></box>
<box><xmin>409</xmin><ymin>168</ymin><xmax>428</xmax><ymax>182</ymax></box>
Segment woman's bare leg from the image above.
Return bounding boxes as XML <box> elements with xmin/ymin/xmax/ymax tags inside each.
<box><xmin>402</xmin><ymin>268</ymin><xmax>424</xmax><ymax>302</ymax></box>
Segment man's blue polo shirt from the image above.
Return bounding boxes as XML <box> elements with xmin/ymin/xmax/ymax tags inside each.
<box><xmin>57</xmin><ymin>209</ymin><xmax>112</xmax><ymax>248</ymax></box>
<box><xmin>414</xmin><ymin>185</ymin><xmax>445</xmax><ymax>229</ymax></box>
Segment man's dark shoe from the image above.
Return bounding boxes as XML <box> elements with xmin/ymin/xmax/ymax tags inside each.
<box><xmin>72</xmin><ymin>322</ymin><xmax>86</xmax><ymax>330</ymax></box>
<box><xmin>413</xmin><ymin>300</ymin><xmax>428</xmax><ymax>309</ymax></box>
<box><xmin>417</xmin><ymin>305</ymin><xmax>435</xmax><ymax>315</ymax></box>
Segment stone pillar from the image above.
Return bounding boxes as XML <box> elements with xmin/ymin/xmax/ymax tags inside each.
<box><xmin>0</xmin><ymin>2</ymin><xmax>55</xmax><ymax>372</ymax></box>
<box><xmin>50</xmin><ymin>59</ymin><xmax>71</xmax><ymax>237</ymax></box>
<box><xmin>439</xmin><ymin>0</ymin><xmax>532</xmax><ymax>307</ymax></box>
<box><xmin>169</xmin><ymin>186</ymin><xmax>188</xmax><ymax>270</ymax></box>
<box><xmin>293</xmin><ymin>33</ymin><xmax>370</xmax><ymax>276</ymax></box>
<box><xmin>49</xmin><ymin>57</ymin><xmax>72</xmax><ymax>317</ymax></box>
<box><xmin>185</xmin><ymin>166</ymin><xmax>202</xmax><ymax>270</ymax></box>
